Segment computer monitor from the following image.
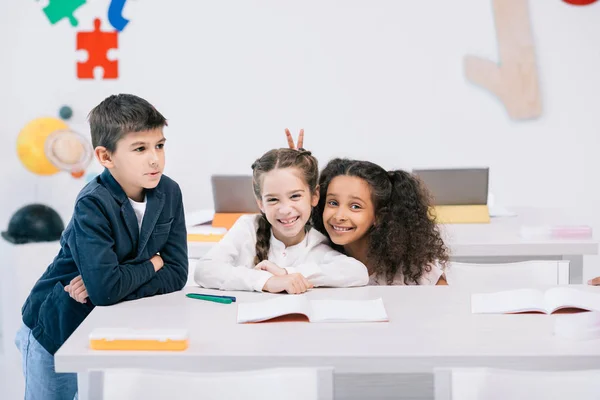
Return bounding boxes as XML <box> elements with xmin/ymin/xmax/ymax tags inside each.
<box><xmin>412</xmin><ymin>168</ymin><xmax>489</xmax><ymax>206</ymax></box>
<box><xmin>211</xmin><ymin>175</ymin><xmax>261</xmax><ymax>213</ymax></box>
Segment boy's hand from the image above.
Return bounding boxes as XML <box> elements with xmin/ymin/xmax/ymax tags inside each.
<box><xmin>262</xmin><ymin>273</ymin><xmax>313</xmax><ymax>294</ymax></box>
<box><xmin>150</xmin><ymin>254</ymin><xmax>164</xmax><ymax>272</ymax></box>
<box><xmin>64</xmin><ymin>275</ymin><xmax>88</xmax><ymax>304</ymax></box>
<box><xmin>254</xmin><ymin>260</ymin><xmax>287</xmax><ymax>276</ymax></box>
<box><xmin>285</xmin><ymin>128</ymin><xmax>304</xmax><ymax>150</ymax></box>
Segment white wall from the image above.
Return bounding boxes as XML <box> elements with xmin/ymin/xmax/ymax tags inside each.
<box><xmin>1</xmin><ymin>0</ymin><xmax>599</xmax><ymax>276</ymax></box>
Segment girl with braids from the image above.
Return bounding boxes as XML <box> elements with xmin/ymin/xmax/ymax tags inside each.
<box><xmin>285</xmin><ymin>130</ymin><xmax>449</xmax><ymax>285</ymax></box>
<box><xmin>194</xmin><ymin>148</ymin><xmax>369</xmax><ymax>294</ymax></box>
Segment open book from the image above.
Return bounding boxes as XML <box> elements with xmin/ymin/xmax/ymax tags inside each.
<box><xmin>237</xmin><ymin>295</ymin><xmax>389</xmax><ymax>323</ymax></box>
<box><xmin>471</xmin><ymin>287</ymin><xmax>600</xmax><ymax>314</ymax></box>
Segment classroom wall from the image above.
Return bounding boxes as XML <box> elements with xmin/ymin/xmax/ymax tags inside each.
<box><xmin>1</xmin><ymin>1</ymin><xmax>599</xmax><ymax>276</ymax></box>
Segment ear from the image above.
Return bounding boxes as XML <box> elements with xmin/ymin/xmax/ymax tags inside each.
<box><xmin>255</xmin><ymin>197</ymin><xmax>265</xmax><ymax>214</ymax></box>
<box><xmin>94</xmin><ymin>146</ymin><xmax>114</xmax><ymax>169</ymax></box>
<box><xmin>311</xmin><ymin>185</ymin><xmax>320</xmax><ymax>207</ymax></box>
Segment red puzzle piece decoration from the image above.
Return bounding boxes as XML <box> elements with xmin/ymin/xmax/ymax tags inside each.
<box><xmin>562</xmin><ymin>0</ymin><xmax>598</xmax><ymax>4</ymax></box>
<box><xmin>77</xmin><ymin>18</ymin><xmax>118</xmax><ymax>79</ymax></box>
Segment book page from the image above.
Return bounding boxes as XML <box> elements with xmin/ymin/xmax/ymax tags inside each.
<box><xmin>471</xmin><ymin>289</ymin><xmax>546</xmax><ymax>314</ymax></box>
<box><xmin>237</xmin><ymin>295</ymin><xmax>311</xmax><ymax>323</ymax></box>
<box><xmin>308</xmin><ymin>298</ymin><xmax>389</xmax><ymax>323</ymax></box>
<box><xmin>545</xmin><ymin>287</ymin><xmax>600</xmax><ymax>314</ymax></box>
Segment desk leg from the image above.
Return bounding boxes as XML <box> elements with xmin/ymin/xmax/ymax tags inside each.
<box><xmin>563</xmin><ymin>255</ymin><xmax>583</xmax><ymax>284</ymax></box>
<box><xmin>77</xmin><ymin>371</ymin><xmax>104</xmax><ymax>400</ymax></box>
<box><xmin>335</xmin><ymin>373</ymin><xmax>432</xmax><ymax>399</ymax></box>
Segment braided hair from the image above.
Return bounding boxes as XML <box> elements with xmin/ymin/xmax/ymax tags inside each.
<box><xmin>251</xmin><ymin>148</ymin><xmax>319</xmax><ymax>265</ymax></box>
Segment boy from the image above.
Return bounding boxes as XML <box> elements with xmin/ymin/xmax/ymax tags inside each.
<box><xmin>15</xmin><ymin>94</ymin><xmax>188</xmax><ymax>399</ymax></box>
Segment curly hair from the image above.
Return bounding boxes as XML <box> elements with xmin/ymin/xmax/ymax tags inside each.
<box><xmin>313</xmin><ymin>158</ymin><xmax>449</xmax><ymax>285</ymax></box>
<box><xmin>251</xmin><ymin>148</ymin><xmax>319</xmax><ymax>265</ymax></box>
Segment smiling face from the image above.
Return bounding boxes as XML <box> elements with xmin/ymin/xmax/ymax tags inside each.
<box><xmin>322</xmin><ymin>175</ymin><xmax>376</xmax><ymax>247</ymax></box>
<box><xmin>256</xmin><ymin>167</ymin><xmax>319</xmax><ymax>247</ymax></box>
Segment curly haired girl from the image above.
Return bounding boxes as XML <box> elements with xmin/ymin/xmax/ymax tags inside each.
<box><xmin>313</xmin><ymin>158</ymin><xmax>450</xmax><ymax>285</ymax></box>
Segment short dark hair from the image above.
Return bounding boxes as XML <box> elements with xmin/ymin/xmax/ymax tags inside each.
<box><xmin>88</xmin><ymin>94</ymin><xmax>167</xmax><ymax>152</ymax></box>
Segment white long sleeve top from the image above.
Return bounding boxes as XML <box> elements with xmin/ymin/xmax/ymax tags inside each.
<box><xmin>194</xmin><ymin>215</ymin><xmax>369</xmax><ymax>292</ymax></box>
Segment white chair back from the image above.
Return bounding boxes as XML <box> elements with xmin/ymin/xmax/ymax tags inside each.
<box><xmin>435</xmin><ymin>367</ymin><xmax>600</xmax><ymax>400</ymax></box>
<box><xmin>104</xmin><ymin>367</ymin><xmax>334</xmax><ymax>400</ymax></box>
<box><xmin>445</xmin><ymin>260</ymin><xmax>570</xmax><ymax>288</ymax></box>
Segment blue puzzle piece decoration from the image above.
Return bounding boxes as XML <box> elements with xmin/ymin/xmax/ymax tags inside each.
<box><xmin>108</xmin><ymin>0</ymin><xmax>130</xmax><ymax>32</ymax></box>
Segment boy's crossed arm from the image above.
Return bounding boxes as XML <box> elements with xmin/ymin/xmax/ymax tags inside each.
<box><xmin>67</xmin><ymin>196</ymin><xmax>188</xmax><ymax>306</ymax></box>
<box><xmin>66</xmin><ymin>254</ymin><xmax>164</xmax><ymax>303</ymax></box>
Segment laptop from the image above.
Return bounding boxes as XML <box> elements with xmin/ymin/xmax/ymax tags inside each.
<box><xmin>412</xmin><ymin>168</ymin><xmax>489</xmax><ymax>206</ymax></box>
<box><xmin>211</xmin><ymin>175</ymin><xmax>261</xmax><ymax>213</ymax></box>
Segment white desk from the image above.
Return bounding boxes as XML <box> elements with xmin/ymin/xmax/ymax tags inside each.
<box><xmin>188</xmin><ymin>208</ymin><xmax>599</xmax><ymax>283</ymax></box>
<box><xmin>56</xmin><ymin>285</ymin><xmax>600</xmax><ymax>400</ymax></box>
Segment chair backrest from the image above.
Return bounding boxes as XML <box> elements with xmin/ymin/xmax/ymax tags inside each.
<box><xmin>444</xmin><ymin>260</ymin><xmax>570</xmax><ymax>288</ymax></box>
<box><xmin>434</xmin><ymin>367</ymin><xmax>600</xmax><ymax>400</ymax></box>
<box><xmin>103</xmin><ymin>367</ymin><xmax>334</xmax><ymax>400</ymax></box>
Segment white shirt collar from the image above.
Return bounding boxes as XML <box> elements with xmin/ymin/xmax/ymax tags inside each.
<box><xmin>269</xmin><ymin>229</ymin><xmax>310</xmax><ymax>252</ymax></box>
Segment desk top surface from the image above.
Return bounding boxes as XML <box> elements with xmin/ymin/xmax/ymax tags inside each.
<box><xmin>55</xmin><ymin>284</ymin><xmax>600</xmax><ymax>374</ymax></box>
<box><xmin>442</xmin><ymin>207</ymin><xmax>598</xmax><ymax>256</ymax></box>
<box><xmin>188</xmin><ymin>208</ymin><xmax>599</xmax><ymax>258</ymax></box>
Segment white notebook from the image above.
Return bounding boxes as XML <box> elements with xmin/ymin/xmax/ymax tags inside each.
<box><xmin>471</xmin><ymin>287</ymin><xmax>600</xmax><ymax>315</ymax></box>
<box><xmin>237</xmin><ymin>295</ymin><xmax>389</xmax><ymax>323</ymax></box>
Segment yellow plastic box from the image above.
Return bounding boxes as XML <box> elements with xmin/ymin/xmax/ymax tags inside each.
<box><xmin>89</xmin><ymin>328</ymin><xmax>189</xmax><ymax>351</ymax></box>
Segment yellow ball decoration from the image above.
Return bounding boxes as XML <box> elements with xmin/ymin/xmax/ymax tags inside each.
<box><xmin>17</xmin><ymin>117</ymin><xmax>68</xmax><ymax>175</ymax></box>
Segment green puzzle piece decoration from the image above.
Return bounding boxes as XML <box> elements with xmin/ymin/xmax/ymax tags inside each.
<box><xmin>43</xmin><ymin>0</ymin><xmax>87</xmax><ymax>27</ymax></box>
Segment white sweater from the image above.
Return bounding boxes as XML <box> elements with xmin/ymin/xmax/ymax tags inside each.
<box><xmin>194</xmin><ymin>215</ymin><xmax>369</xmax><ymax>292</ymax></box>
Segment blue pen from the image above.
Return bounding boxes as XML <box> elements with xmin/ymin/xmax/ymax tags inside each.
<box><xmin>188</xmin><ymin>293</ymin><xmax>236</xmax><ymax>302</ymax></box>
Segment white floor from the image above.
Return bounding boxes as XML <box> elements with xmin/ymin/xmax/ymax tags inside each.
<box><xmin>0</xmin><ymin>349</ymin><xmax>25</xmax><ymax>398</ymax></box>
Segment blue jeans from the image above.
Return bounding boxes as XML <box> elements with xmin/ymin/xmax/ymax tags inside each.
<box><xmin>15</xmin><ymin>324</ymin><xmax>78</xmax><ymax>400</ymax></box>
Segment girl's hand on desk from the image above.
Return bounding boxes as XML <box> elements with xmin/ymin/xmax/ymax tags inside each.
<box><xmin>64</xmin><ymin>275</ymin><xmax>88</xmax><ymax>304</ymax></box>
<box><xmin>285</xmin><ymin>128</ymin><xmax>304</xmax><ymax>150</ymax></box>
<box><xmin>263</xmin><ymin>273</ymin><xmax>313</xmax><ymax>294</ymax></box>
<box><xmin>254</xmin><ymin>260</ymin><xmax>287</xmax><ymax>276</ymax></box>
<box><xmin>588</xmin><ymin>277</ymin><xmax>600</xmax><ymax>285</ymax></box>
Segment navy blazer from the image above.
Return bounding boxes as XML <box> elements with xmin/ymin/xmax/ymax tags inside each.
<box><xmin>22</xmin><ymin>169</ymin><xmax>188</xmax><ymax>354</ymax></box>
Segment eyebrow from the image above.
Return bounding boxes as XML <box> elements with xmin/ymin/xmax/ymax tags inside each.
<box><xmin>129</xmin><ymin>137</ymin><xmax>166</xmax><ymax>147</ymax></box>
<box><xmin>264</xmin><ymin>189</ymin><xmax>305</xmax><ymax>198</ymax></box>
<box><xmin>327</xmin><ymin>193</ymin><xmax>366</xmax><ymax>202</ymax></box>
